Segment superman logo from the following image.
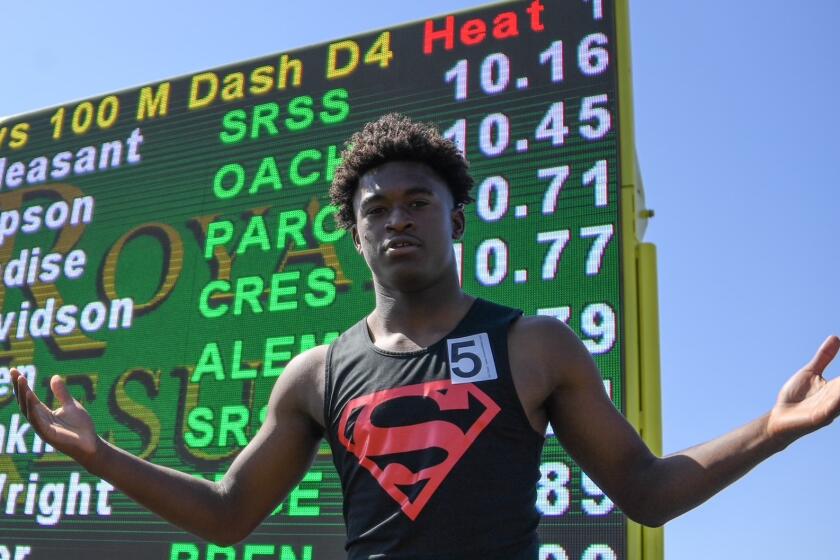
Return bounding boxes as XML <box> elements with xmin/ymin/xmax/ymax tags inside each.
<box><xmin>337</xmin><ymin>380</ymin><xmax>500</xmax><ymax>520</ymax></box>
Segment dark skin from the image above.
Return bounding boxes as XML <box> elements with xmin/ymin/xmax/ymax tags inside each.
<box><xmin>12</xmin><ymin>160</ymin><xmax>840</xmax><ymax>543</ymax></box>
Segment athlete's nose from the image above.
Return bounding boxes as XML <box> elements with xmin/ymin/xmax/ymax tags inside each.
<box><xmin>385</xmin><ymin>206</ymin><xmax>414</xmax><ymax>232</ymax></box>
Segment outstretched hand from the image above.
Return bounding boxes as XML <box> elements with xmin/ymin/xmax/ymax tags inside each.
<box><xmin>11</xmin><ymin>369</ymin><xmax>100</xmax><ymax>465</ymax></box>
<box><xmin>767</xmin><ymin>336</ymin><xmax>840</xmax><ymax>443</ymax></box>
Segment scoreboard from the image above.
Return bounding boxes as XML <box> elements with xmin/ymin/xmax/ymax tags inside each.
<box><xmin>0</xmin><ymin>0</ymin><xmax>662</xmax><ymax>559</ymax></box>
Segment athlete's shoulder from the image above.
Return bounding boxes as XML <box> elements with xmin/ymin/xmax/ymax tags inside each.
<box><xmin>509</xmin><ymin>313</ymin><xmax>579</xmax><ymax>345</ymax></box>
<box><xmin>284</xmin><ymin>344</ymin><xmax>328</xmax><ymax>389</ymax></box>
<box><xmin>292</xmin><ymin>344</ymin><xmax>329</xmax><ymax>370</ymax></box>
<box><xmin>509</xmin><ymin>315</ymin><xmax>592</xmax><ymax>379</ymax></box>
<box><xmin>270</xmin><ymin>344</ymin><xmax>329</xmax><ymax>429</ymax></box>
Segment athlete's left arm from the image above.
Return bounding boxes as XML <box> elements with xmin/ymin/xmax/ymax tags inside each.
<box><xmin>510</xmin><ymin>317</ymin><xmax>840</xmax><ymax>527</ymax></box>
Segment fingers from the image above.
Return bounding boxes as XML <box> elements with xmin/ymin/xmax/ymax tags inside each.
<box><xmin>50</xmin><ymin>375</ymin><xmax>76</xmax><ymax>409</ymax></box>
<box><xmin>21</xmin><ymin>381</ymin><xmax>58</xmax><ymax>438</ymax></box>
<box><xmin>12</xmin><ymin>370</ymin><xmax>72</xmax><ymax>422</ymax></box>
<box><xmin>15</xmin><ymin>373</ymin><xmax>59</xmax><ymax>434</ymax></box>
<box><xmin>11</xmin><ymin>368</ymin><xmax>29</xmax><ymax>418</ymax></box>
<box><xmin>814</xmin><ymin>373</ymin><xmax>840</xmax><ymax>426</ymax></box>
<box><xmin>10</xmin><ymin>367</ymin><xmax>20</xmax><ymax>408</ymax></box>
<box><xmin>807</xmin><ymin>335</ymin><xmax>840</xmax><ymax>376</ymax></box>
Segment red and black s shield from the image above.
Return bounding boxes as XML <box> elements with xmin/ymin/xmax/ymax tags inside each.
<box><xmin>337</xmin><ymin>380</ymin><xmax>500</xmax><ymax>520</ymax></box>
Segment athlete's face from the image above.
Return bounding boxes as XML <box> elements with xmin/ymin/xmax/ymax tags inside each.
<box><xmin>351</xmin><ymin>161</ymin><xmax>465</xmax><ymax>292</ymax></box>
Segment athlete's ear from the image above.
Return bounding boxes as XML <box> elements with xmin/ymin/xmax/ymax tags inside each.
<box><xmin>451</xmin><ymin>203</ymin><xmax>465</xmax><ymax>240</ymax></box>
<box><xmin>350</xmin><ymin>224</ymin><xmax>363</xmax><ymax>254</ymax></box>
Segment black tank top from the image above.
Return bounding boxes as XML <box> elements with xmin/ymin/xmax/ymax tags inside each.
<box><xmin>324</xmin><ymin>298</ymin><xmax>545</xmax><ymax>559</ymax></box>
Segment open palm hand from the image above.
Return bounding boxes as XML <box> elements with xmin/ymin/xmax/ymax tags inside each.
<box><xmin>768</xmin><ymin>336</ymin><xmax>840</xmax><ymax>443</ymax></box>
<box><xmin>12</xmin><ymin>370</ymin><xmax>99</xmax><ymax>464</ymax></box>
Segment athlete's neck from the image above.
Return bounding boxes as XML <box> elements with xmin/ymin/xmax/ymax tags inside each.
<box><xmin>367</xmin><ymin>281</ymin><xmax>474</xmax><ymax>351</ymax></box>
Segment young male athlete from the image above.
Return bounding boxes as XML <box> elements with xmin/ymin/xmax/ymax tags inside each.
<box><xmin>12</xmin><ymin>114</ymin><xmax>840</xmax><ymax>559</ymax></box>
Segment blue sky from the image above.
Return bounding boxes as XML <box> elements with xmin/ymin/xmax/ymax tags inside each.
<box><xmin>2</xmin><ymin>1</ymin><xmax>838</xmax><ymax>558</ymax></box>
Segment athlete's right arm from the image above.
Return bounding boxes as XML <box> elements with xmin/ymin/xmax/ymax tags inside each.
<box><xmin>11</xmin><ymin>346</ymin><xmax>327</xmax><ymax>545</ymax></box>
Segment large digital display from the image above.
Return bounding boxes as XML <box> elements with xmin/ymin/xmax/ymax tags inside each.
<box><xmin>0</xmin><ymin>1</ymin><xmax>653</xmax><ymax>558</ymax></box>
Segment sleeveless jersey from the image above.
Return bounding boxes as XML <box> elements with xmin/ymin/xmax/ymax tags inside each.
<box><xmin>324</xmin><ymin>298</ymin><xmax>545</xmax><ymax>559</ymax></box>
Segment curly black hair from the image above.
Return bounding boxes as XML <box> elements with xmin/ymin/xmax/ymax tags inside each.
<box><xmin>330</xmin><ymin>113</ymin><xmax>474</xmax><ymax>229</ymax></box>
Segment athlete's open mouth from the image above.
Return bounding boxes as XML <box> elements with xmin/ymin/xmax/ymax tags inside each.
<box><xmin>384</xmin><ymin>237</ymin><xmax>421</xmax><ymax>251</ymax></box>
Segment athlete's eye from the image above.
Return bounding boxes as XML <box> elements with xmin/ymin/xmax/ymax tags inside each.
<box><xmin>409</xmin><ymin>199</ymin><xmax>429</xmax><ymax>209</ymax></box>
<box><xmin>365</xmin><ymin>206</ymin><xmax>386</xmax><ymax>217</ymax></box>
